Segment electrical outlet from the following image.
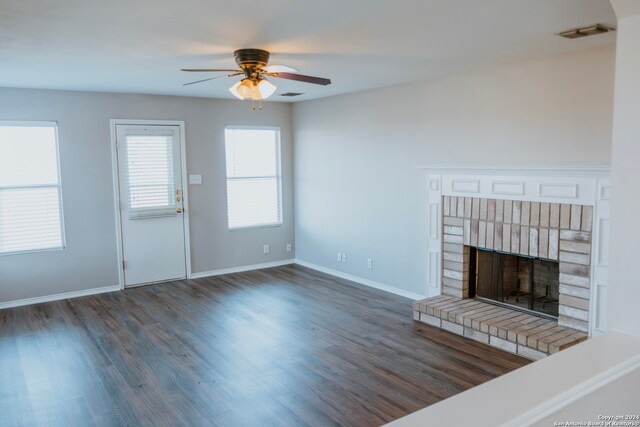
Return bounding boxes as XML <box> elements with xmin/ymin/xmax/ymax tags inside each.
<box><xmin>341</xmin><ymin>252</ymin><xmax>347</xmax><ymax>263</ymax></box>
<box><xmin>286</xmin><ymin>243</ymin><xmax>292</xmax><ymax>252</ymax></box>
<box><xmin>337</xmin><ymin>252</ymin><xmax>342</xmax><ymax>261</ymax></box>
<box><xmin>367</xmin><ymin>258</ymin><xmax>373</xmax><ymax>269</ymax></box>
<box><xmin>263</xmin><ymin>244</ymin><xmax>270</xmax><ymax>254</ymax></box>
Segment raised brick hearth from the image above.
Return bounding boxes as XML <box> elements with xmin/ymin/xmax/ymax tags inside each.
<box><xmin>413</xmin><ymin>296</ymin><xmax>588</xmax><ymax>360</ymax></box>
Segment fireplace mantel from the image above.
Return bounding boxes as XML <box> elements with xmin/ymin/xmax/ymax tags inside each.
<box><xmin>418</xmin><ymin>165</ymin><xmax>610</xmax><ymax>176</ymax></box>
<box><xmin>423</xmin><ymin>166</ymin><xmax>611</xmax><ymax>336</ymax></box>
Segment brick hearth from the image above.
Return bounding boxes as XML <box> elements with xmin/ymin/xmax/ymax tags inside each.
<box><xmin>413</xmin><ymin>296</ymin><xmax>588</xmax><ymax>360</ymax></box>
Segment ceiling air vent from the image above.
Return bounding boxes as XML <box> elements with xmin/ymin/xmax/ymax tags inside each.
<box><xmin>558</xmin><ymin>24</ymin><xmax>615</xmax><ymax>39</ymax></box>
<box><xmin>280</xmin><ymin>92</ymin><xmax>304</xmax><ymax>97</ymax></box>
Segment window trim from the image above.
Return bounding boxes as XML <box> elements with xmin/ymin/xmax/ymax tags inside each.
<box><xmin>224</xmin><ymin>125</ymin><xmax>283</xmax><ymax>231</ymax></box>
<box><xmin>0</xmin><ymin>121</ymin><xmax>66</xmax><ymax>256</ymax></box>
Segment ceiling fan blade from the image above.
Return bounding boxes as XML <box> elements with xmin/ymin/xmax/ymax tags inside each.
<box><xmin>272</xmin><ymin>72</ymin><xmax>331</xmax><ymax>86</ymax></box>
<box><xmin>262</xmin><ymin>64</ymin><xmax>298</xmax><ymax>73</ymax></box>
<box><xmin>181</xmin><ymin>68</ymin><xmax>241</xmax><ymax>72</ymax></box>
<box><xmin>183</xmin><ymin>74</ymin><xmax>236</xmax><ymax>86</ymax></box>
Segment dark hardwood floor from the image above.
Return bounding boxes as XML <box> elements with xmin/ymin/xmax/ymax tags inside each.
<box><xmin>0</xmin><ymin>265</ymin><xmax>529</xmax><ymax>426</ymax></box>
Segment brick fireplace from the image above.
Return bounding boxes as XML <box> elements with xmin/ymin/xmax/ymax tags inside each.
<box><xmin>414</xmin><ymin>168</ymin><xmax>610</xmax><ymax>359</ymax></box>
<box><xmin>441</xmin><ymin>196</ymin><xmax>592</xmax><ymax>332</ymax></box>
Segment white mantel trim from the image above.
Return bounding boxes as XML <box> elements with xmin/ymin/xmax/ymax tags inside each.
<box><xmin>418</xmin><ymin>165</ymin><xmax>611</xmax><ymax>177</ymax></box>
<box><xmin>424</xmin><ymin>167</ymin><xmax>610</xmax><ymax>206</ymax></box>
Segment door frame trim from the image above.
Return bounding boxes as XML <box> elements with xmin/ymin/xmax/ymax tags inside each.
<box><xmin>109</xmin><ymin>119</ymin><xmax>192</xmax><ymax>290</ymax></box>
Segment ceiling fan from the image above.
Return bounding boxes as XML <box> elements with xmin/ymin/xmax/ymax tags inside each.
<box><xmin>181</xmin><ymin>48</ymin><xmax>331</xmax><ymax>105</ymax></box>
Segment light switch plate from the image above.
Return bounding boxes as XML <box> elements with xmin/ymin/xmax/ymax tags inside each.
<box><xmin>189</xmin><ymin>174</ymin><xmax>202</xmax><ymax>185</ymax></box>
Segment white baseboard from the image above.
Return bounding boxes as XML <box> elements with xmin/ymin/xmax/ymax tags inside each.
<box><xmin>190</xmin><ymin>259</ymin><xmax>296</xmax><ymax>279</ymax></box>
<box><xmin>294</xmin><ymin>259</ymin><xmax>426</xmax><ymax>300</ymax></box>
<box><xmin>0</xmin><ymin>285</ymin><xmax>121</xmax><ymax>310</ymax></box>
<box><xmin>1</xmin><ymin>258</ymin><xmax>422</xmax><ymax>309</ymax></box>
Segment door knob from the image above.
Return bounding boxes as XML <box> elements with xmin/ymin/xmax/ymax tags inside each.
<box><xmin>176</xmin><ymin>208</ymin><xmax>184</xmax><ymax>214</ymax></box>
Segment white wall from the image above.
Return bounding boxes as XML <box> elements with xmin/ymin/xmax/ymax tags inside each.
<box><xmin>536</xmin><ymin>366</ymin><xmax>640</xmax><ymax>424</ymax></box>
<box><xmin>293</xmin><ymin>47</ymin><xmax>615</xmax><ymax>296</ymax></box>
<box><xmin>0</xmin><ymin>88</ymin><xmax>293</xmax><ymax>304</ymax></box>
<box><xmin>607</xmin><ymin>2</ymin><xmax>640</xmax><ymax>337</ymax></box>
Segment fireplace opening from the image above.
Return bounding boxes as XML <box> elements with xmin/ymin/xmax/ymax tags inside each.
<box><xmin>469</xmin><ymin>247</ymin><xmax>560</xmax><ymax>319</ymax></box>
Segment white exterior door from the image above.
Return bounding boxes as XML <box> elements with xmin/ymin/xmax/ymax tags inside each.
<box><xmin>116</xmin><ymin>124</ymin><xmax>187</xmax><ymax>287</ymax></box>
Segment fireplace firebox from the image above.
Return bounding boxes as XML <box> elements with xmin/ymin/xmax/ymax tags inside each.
<box><xmin>469</xmin><ymin>247</ymin><xmax>560</xmax><ymax>319</ymax></box>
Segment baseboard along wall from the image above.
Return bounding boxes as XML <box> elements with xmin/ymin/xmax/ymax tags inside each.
<box><xmin>0</xmin><ymin>258</ymin><xmax>425</xmax><ymax>309</ymax></box>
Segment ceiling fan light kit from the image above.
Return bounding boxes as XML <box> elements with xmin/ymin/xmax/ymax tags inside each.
<box><xmin>229</xmin><ymin>78</ymin><xmax>277</xmax><ymax>101</ymax></box>
<box><xmin>182</xmin><ymin>48</ymin><xmax>331</xmax><ymax>109</ymax></box>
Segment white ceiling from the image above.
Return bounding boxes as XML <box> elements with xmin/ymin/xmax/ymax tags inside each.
<box><xmin>0</xmin><ymin>0</ymin><xmax>616</xmax><ymax>102</ymax></box>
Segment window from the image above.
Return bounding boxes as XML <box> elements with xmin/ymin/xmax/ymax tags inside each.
<box><xmin>124</xmin><ymin>132</ymin><xmax>177</xmax><ymax>219</ymax></box>
<box><xmin>0</xmin><ymin>122</ymin><xmax>65</xmax><ymax>255</ymax></box>
<box><xmin>224</xmin><ymin>127</ymin><xmax>282</xmax><ymax>229</ymax></box>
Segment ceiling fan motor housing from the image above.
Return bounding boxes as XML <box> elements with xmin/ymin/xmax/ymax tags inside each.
<box><xmin>234</xmin><ymin>49</ymin><xmax>270</xmax><ymax>70</ymax></box>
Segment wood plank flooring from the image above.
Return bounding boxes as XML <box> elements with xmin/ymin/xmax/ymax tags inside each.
<box><xmin>0</xmin><ymin>265</ymin><xmax>529</xmax><ymax>426</ymax></box>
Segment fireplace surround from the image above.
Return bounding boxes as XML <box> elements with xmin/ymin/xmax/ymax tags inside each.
<box><xmin>442</xmin><ymin>196</ymin><xmax>592</xmax><ymax>331</ymax></box>
<box><xmin>414</xmin><ymin>168</ymin><xmax>611</xmax><ymax>358</ymax></box>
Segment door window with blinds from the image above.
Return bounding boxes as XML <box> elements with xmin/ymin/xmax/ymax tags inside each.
<box><xmin>225</xmin><ymin>127</ymin><xmax>282</xmax><ymax>229</ymax></box>
<box><xmin>0</xmin><ymin>122</ymin><xmax>65</xmax><ymax>255</ymax></box>
<box><xmin>123</xmin><ymin>131</ymin><xmax>178</xmax><ymax>219</ymax></box>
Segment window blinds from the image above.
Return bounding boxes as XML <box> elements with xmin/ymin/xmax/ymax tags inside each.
<box><xmin>0</xmin><ymin>123</ymin><xmax>64</xmax><ymax>254</ymax></box>
<box><xmin>225</xmin><ymin>128</ymin><xmax>282</xmax><ymax>229</ymax></box>
<box><xmin>125</xmin><ymin>134</ymin><xmax>176</xmax><ymax>219</ymax></box>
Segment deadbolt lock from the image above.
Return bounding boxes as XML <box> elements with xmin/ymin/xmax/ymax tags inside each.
<box><xmin>176</xmin><ymin>197</ymin><xmax>182</xmax><ymax>202</ymax></box>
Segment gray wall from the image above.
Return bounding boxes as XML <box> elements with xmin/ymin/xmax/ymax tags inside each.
<box><xmin>0</xmin><ymin>88</ymin><xmax>293</xmax><ymax>304</ymax></box>
<box><xmin>292</xmin><ymin>46</ymin><xmax>615</xmax><ymax>296</ymax></box>
<box><xmin>0</xmin><ymin>45</ymin><xmax>618</xmax><ymax>305</ymax></box>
